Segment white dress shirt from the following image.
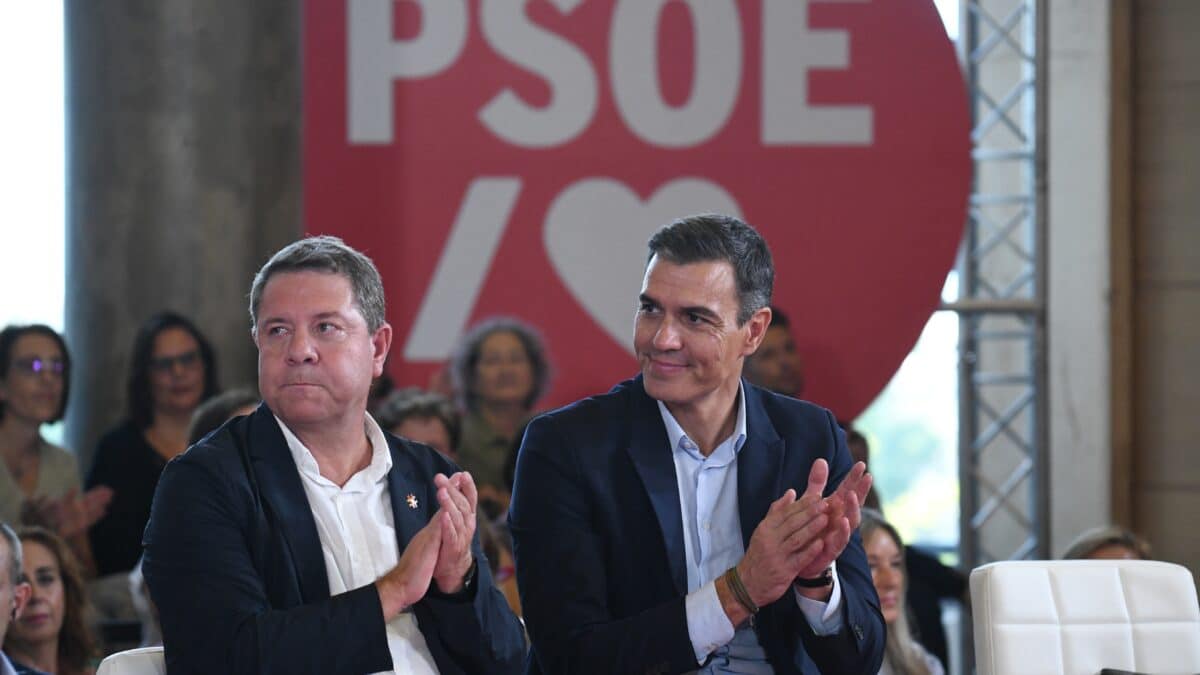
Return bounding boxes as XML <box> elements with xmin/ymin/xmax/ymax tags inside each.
<box><xmin>661</xmin><ymin>386</ymin><xmax>844</xmax><ymax>672</ymax></box>
<box><xmin>276</xmin><ymin>414</ymin><xmax>439</xmax><ymax>675</ymax></box>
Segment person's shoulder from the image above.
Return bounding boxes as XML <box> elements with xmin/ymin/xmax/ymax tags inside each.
<box><xmin>383</xmin><ymin>430</ymin><xmax>461</xmax><ymax>476</ymax></box>
<box><xmin>749</xmin><ymin>382</ymin><xmax>837</xmax><ymax>428</ymax></box>
<box><xmin>532</xmin><ymin>376</ymin><xmax>641</xmax><ymax>433</ymax></box>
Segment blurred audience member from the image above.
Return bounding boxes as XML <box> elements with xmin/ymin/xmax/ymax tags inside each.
<box><xmin>1</xmin><ymin>522</ymin><xmax>36</xmax><ymax>675</ymax></box>
<box><xmin>1063</xmin><ymin>525</ymin><xmax>1151</xmax><ymax>561</ymax></box>
<box><xmin>3</xmin><ymin>528</ymin><xmax>97</xmax><ymax>675</ymax></box>
<box><xmin>861</xmin><ymin>509</ymin><xmax>944</xmax><ymax>675</ymax></box>
<box><xmin>450</xmin><ymin>318</ymin><xmax>550</xmax><ymax>509</ymax></box>
<box><xmin>375</xmin><ymin>388</ymin><xmax>460</xmax><ymax>461</ymax></box>
<box><xmin>186</xmin><ymin>388</ymin><xmax>259</xmax><ymax>446</ymax></box>
<box><xmin>87</xmin><ymin>312</ymin><xmax>218</xmax><ymax>578</ymax></box>
<box><xmin>743</xmin><ymin>305</ymin><xmax>805</xmax><ymax>398</ymax></box>
<box><xmin>843</xmin><ymin>426</ymin><xmax>882</xmax><ymax>511</ymax></box>
<box><xmin>843</xmin><ymin>424</ymin><xmax>963</xmax><ymax>670</ymax></box>
<box><xmin>0</xmin><ymin>325</ymin><xmax>110</xmax><ymax>577</ymax></box>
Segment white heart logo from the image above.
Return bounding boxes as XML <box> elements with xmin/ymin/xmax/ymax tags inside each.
<box><xmin>543</xmin><ymin>177</ymin><xmax>742</xmax><ymax>354</ymax></box>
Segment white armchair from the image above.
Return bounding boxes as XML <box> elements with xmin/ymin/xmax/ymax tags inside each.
<box><xmin>95</xmin><ymin>646</ymin><xmax>165</xmax><ymax>675</ymax></box>
<box><xmin>970</xmin><ymin>559</ymin><xmax>1200</xmax><ymax>675</ymax></box>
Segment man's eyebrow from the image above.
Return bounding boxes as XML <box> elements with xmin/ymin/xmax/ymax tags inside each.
<box><xmin>638</xmin><ymin>293</ymin><xmax>659</xmax><ymax>306</ymax></box>
<box><xmin>680</xmin><ymin>305</ymin><xmax>721</xmax><ymax>321</ymax></box>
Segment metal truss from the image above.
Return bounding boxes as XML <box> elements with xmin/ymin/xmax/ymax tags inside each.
<box><xmin>948</xmin><ymin>0</ymin><xmax>1047</xmax><ymax>569</ymax></box>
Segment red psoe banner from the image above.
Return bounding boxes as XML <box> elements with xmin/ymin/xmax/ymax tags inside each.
<box><xmin>303</xmin><ymin>0</ymin><xmax>970</xmax><ymax>418</ymax></box>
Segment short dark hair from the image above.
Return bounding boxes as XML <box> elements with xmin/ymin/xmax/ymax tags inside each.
<box><xmin>187</xmin><ymin>387</ymin><xmax>260</xmax><ymax>445</ymax></box>
<box><xmin>768</xmin><ymin>305</ymin><xmax>790</xmax><ymax>329</ymax></box>
<box><xmin>127</xmin><ymin>312</ymin><xmax>219</xmax><ymax>429</ymax></box>
<box><xmin>249</xmin><ymin>235</ymin><xmax>387</xmax><ymax>333</ymax></box>
<box><xmin>0</xmin><ymin>324</ymin><xmax>71</xmax><ymax>423</ymax></box>
<box><xmin>375</xmin><ymin>388</ymin><xmax>461</xmax><ymax>452</ymax></box>
<box><xmin>646</xmin><ymin>214</ymin><xmax>774</xmax><ymax>324</ymax></box>
<box><xmin>450</xmin><ymin>317</ymin><xmax>551</xmax><ymax>413</ymax></box>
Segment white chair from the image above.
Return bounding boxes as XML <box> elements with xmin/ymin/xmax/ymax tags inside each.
<box><xmin>970</xmin><ymin>559</ymin><xmax>1200</xmax><ymax>675</ymax></box>
<box><xmin>95</xmin><ymin>646</ymin><xmax>165</xmax><ymax>675</ymax></box>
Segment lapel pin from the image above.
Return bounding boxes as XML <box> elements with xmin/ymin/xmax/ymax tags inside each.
<box><xmin>406</xmin><ymin>494</ymin><xmax>419</xmax><ymax>509</ymax></box>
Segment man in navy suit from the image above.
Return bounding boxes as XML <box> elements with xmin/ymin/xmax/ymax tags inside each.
<box><xmin>510</xmin><ymin>214</ymin><xmax>884</xmax><ymax>674</ymax></box>
<box><xmin>144</xmin><ymin>236</ymin><xmax>524</xmax><ymax>674</ymax></box>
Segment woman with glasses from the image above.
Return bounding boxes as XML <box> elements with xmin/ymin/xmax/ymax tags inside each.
<box><xmin>0</xmin><ymin>325</ymin><xmax>110</xmax><ymax>575</ymax></box>
<box><xmin>86</xmin><ymin>312</ymin><xmax>218</xmax><ymax>577</ymax></box>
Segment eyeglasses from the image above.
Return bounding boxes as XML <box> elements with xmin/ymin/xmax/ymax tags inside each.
<box><xmin>149</xmin><ymin>350</ymin><xmax>202</xmax><ymax>374</ymax></box>
<box><xmin>11</xmin><ymin>357</ymin><xmax>66</xmax><ymax>376</ymax></box>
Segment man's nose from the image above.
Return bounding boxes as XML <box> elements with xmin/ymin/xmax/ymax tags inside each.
<box><xmin>652</xmin><ymin>316</ymin><xmax>682</xmax><ymax>351</ymax></box>
<box><xmin>285</xmin><ymin>331</ymin><xmax>318</xmax><ymax>364</ymax></box>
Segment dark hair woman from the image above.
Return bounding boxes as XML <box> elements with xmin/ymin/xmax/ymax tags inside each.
<box><xmin>0</xmin><ymin>325</ymin><xmax>110</xmax><ymax>576</ymax></box>
<box><xmin>86</xmin><ymin>312</ymin><xmax>218</xmax><ymax>576</ymax></box>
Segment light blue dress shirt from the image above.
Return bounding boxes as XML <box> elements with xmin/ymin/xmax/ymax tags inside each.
<box><xmin>661</xmin><ymin>386</ymin><xmax>844</xmax><ymax>673</ymax></box>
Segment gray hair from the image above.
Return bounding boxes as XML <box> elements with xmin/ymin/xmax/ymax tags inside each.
<box><xmin>0</xmin><ymin>522</ymin><xmax>22</xmax><ymax>586</ymax></box>
<box><xmin>450</xmin><ymin>317</ymin><xmax>551</xmax><ymax>413</ymax></box>
<box><xmin>646</xmin><ymin>213</ymin><xmax>774</xmax><ymax>325</ymax></box>
<box><xmin>249</xmin><ymin>235</ymin><xmax>387</xmax><ymax>333</ymax></box>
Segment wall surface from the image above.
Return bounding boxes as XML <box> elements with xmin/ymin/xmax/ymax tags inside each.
<box><xmin>1130</xmin><ymin>0</ymin><xmax>1200</xmax><ymax>572</ymax></box>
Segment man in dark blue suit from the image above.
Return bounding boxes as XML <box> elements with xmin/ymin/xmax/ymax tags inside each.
<box><xmin>143</xmin><ymin>236</ymin><xmax>524</xmax><ymax>674</ymax></box>
<box><xmin>510</xmin><ymin>214</ymin><xmax>884</xmax><ymax>674</ymax></box>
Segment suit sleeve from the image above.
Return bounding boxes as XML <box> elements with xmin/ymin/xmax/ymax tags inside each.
<box><xmin>143</xmin><ymin>450</ymin><xmax>393</xmax><ymax>675</ymax></box>
<box><xmin>509</xmin><ymin>417</ymin><xmax>700</xmax><ymax>675</ymax></box>
<box><xmin>780</xmin><ymin>410</ymin><xmax>886</xmax><ymax>674</ymax></box>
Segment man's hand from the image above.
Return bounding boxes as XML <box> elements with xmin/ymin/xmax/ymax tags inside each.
<box><xmin>735</xmin><ymin>488</ymin><xmax>830</xmax><ymax>610</ymax></box>
<box><xmin>377</xmin><ymin>517</ymin><xmax>443</xmax><ymax>619</ymax></box>
<box><xmin>432</xmin><ymin>472</ymin><xmax>477</xmax><ymax>594</ymax></box>
<box><xmin>795</xmin><ymin>459</ymin><xmax>872</xmax><ymax>582</ymax></box>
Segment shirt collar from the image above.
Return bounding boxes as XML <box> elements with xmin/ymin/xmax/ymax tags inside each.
<box><xmin>657</xmin><ymin>383</ymin><xmax>748</xmax><ymax>462</ymax></box>
<box><xmin>275</xmin><ymin>412</ymin><xmax>393</xmax><ymax>489</ymax></box>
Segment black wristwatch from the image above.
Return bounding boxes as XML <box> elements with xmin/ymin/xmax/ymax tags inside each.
<box><xmin>794</xmin><ymin>566</ymin><xmax>834</xmax><ymax>588</ymax></box>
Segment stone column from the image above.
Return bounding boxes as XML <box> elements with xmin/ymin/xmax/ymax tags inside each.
<box><xmin>64</xmin><ymin>2</ymin><xmax>302</xmax><ymax>468</ymax></box>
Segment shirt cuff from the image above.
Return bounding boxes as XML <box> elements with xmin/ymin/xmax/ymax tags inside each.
<box><xmin>792</xmin><ymin>562</ymin><xmax>845</xmax><ymax>636</ymax></box>
<box><xmin>685</xmin><ymin>579</ymin><xmax>736</xmax><ymax>663</ymax></box>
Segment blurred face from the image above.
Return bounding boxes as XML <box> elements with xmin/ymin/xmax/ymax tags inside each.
<box><xmin>255</xmin><ymin>271</ymin><xmax>391</xmax><ymax>432</ymax></box>
<box><xmin>149</xmin><ymin>327</ymin><xmax>206</xmax><ymax>416</ymax></box>
<box><xmin>866</xmin><ymin>529</ymin><xmax>905</xmax><ymax>625</ymax></box>
<box><xmin>394</xmin><ymin>416</ymin><xmax>455</xmax><ymax>460</ymax></box>
<box><xmin>744</xmin><ymin>324</ymin><xmax>804</xmax><ymax>397</ymax></box>
<box><xmin>472</xmin><ymin>331</ymin><xmax>534</xmax><ymax>409</ymax></box>
<box><xmin>0</xmin><ymin>538</ymin><xmax>30</xmax><ymax>642</ymax></box>
<box><xmin>12</xmin><ymin>540</ymin><xmax>64</xmax><ymax>645</ymax></box>
<box><xmin>1</xmin><ymin>333</ymin><xmax>65</xmax><ymax>425</ymax></box>
<box><xmin>1088</xmin><ymin>543</ymin><xmax>1142</xmax><ymax>560</ymax></box>
<box><xmin>634</xmin><ymin>257</ymin><xmax>768</xmax><ymax>416</ymax></box>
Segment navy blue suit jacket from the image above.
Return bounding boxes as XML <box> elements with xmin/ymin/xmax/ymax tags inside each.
<box><xmin>509</xmin><ymin>376</ymin><xmax>885</xmax><ymax>674</ymax></box>
<box><xmin>143</xmin><ymin>404</ymin><xmax>525</xmax><ymax>675</ymax></box>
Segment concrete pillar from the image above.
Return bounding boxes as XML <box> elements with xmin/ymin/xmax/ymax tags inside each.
<box><xmin>64</xmin><ymin>2</ymin><xmax>301</xmax><ymax>468</ymax></box>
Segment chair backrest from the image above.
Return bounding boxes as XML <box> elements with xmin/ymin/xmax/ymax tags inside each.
<box><xmin>970</xmin><ymin>559</ymin><xmax>1200</xmax><ymax>675</ymax></box>
<box><xmin>95</xmin><ymin>646</ymin><xmax>165</xmax><ymax>675</ymax></box>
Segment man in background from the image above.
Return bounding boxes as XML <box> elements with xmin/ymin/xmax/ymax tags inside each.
<box><xmin>743</xmin><ymin>306</ymin><xmax>805</xmax><ymax>398</ymax></box>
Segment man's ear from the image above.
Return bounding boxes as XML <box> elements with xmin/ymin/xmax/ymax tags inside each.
<box><xmin>371</xmin><ymin>323</ymin><xmax>393</xmax><ymax>377</ymax></box>
<box><xmin>13</xmin><ymin>579</ymin><xmax>31</xmax><ymax>620</ymax></box>
<box><xmin>743</xmin><ymin>306</ymin><xmax>773</xmax><ymax>355</ymax></box>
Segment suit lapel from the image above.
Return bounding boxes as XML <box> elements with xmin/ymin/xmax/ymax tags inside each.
<box><xmin>625</xmin><ymin>377</ymin><xmax>688</xmax><ymax>596</ymax></box>
<box><xmin>737</xmin><ymin>383</ymin><xmax>785</xmax><ymax>550</ymax></box>
<box><xmin>246</xmin><ymin>405</ymin><xmax>330</xmax><ymax>601</ymax></box>
<box><xmin>385</xmin><ymin>438</ymin><xmax>428</xmax><ymax>549</ymax></box>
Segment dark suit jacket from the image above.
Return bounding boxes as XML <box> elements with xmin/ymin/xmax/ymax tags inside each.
<box><xmin>509</xmin><ymin>376</ymin><xmax>885</xmax><ymax>675</ymax></box>
<box><xmin>143</xmin><ymin>404</ymin><xmax>525</xmax><ymax>675</ymax></box>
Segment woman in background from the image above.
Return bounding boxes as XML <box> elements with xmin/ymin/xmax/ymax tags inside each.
<box><xmin>450</xmin><ymin>318</ymin><xmax>550</xmax><ymax>513</ymax></box>
<box><xmin>86</xmin><ymin>312</ymin><xmax>218</xmax><ymax>577</ymax></box>
<box><xmin>0</xmin><ymin>325</ymin><xmax>109</xmax><ymax>575</ymax></box>
<box><xmin>860</xmin><ymin>508</ymin><xmax>944</xmax><ymax>675</ymax></box>
<box><xmin>3</xmin><ymin>527</ymin><xmax>98</xmax><ymax>675</ymax></box>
